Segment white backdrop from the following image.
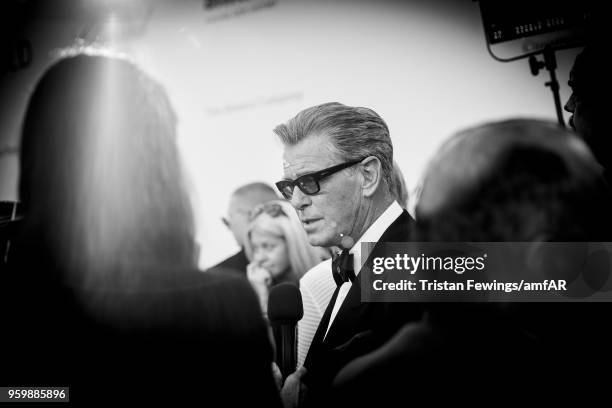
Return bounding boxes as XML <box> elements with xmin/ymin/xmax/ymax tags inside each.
<box><xmin>0</xmin><ymin>0</ymin><xmax>581</xmax><ymax>268</ymax></box>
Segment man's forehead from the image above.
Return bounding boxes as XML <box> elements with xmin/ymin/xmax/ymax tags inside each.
<box><xmin>229</xmin><ymin>193</ymin><xmax>266</xmax><ymax>213</ymax></box>
<box><xmin>228</xmin><ymin>196</ymin><xmax>250</xmax><ymax>212</ymax></box>
<box><xmin>282</xmin><ymin>135</ymin><xmax>338</xmax><ymax>176</ymax></box>
<box><xmin>282</xmin><ymin>156</ymin><xmax>327</xmax><ymax>179</ymax></box>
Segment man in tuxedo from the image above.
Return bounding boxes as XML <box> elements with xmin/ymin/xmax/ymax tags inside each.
<box><xmin>273</xmin><ymin>102</ymin><xmax>420</xmax><ymax>406</ymax></box>
<box><xmin>210</xmin><ymin>182</ymin><xmax>278</xmax><ymax>275</ymax></box>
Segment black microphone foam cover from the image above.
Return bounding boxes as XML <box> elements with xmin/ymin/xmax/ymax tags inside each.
<box><xmin>268</xmin><ymin>283</ymin><xmax>303</xmax><ymax>324</ymax></box>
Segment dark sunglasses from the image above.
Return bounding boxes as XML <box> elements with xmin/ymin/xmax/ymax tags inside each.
<box><xmin>249</xmin><ymin>202</ymin><xmax>287</xmax><ymax>221</ymax></box>
<box><xmin>275</xmin><ymin>158</ymin><xmax>365</xmax><ymax>200</ymax></box>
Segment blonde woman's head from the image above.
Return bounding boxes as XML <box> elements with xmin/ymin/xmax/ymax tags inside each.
<box><xmin>246</xmin><ymin>200</ymin><xmax>329</xmax><ymax>281</ymax></box>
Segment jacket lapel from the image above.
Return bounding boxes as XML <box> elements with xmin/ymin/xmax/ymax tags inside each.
<box><xmin>322</xmin><ymin>210</ymin><xmax>414</xmax><ymax>345</ymax></box>
<box><xmin>304</xmin><ymin>284</ymin><xmax>340</xmax><ymax>367</ymax></box>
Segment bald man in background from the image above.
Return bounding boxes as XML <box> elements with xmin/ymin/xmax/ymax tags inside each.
<box><xmin>210</xmin><ymin>182</ymin><xmax>279</xmax><ymax>276</ymax></box>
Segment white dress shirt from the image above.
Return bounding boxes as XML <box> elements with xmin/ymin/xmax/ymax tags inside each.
<box><xmin>324</xmin><ymin>201</ymin><xmax>403</xmax><ymax>340</ymax></box>
<box><xmin>297</xmin><ymin>259</ymin><xmax>336</xmax><ymax>367</ymax></box>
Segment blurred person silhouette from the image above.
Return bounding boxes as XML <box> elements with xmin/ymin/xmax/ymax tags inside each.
<box><xmin>564</xmin><ymin>41</ymin><xmax>611</xmax><ymax>184</ymax></box>
<box><xmin>212</xmin><ymin>182</ymin><xmax>279</xmax><ymax>276</ymax></box>
<box><xmin>0</xmin><ymin>51</ymin><xmax>281</xmax><ymax>407</ymax></box>
<box><xmin>332</xmin><ymin>119</ymin><xmax>612</xmax><ymax>405</ymax></box>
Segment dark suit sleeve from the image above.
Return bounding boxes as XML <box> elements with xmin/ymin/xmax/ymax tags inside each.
<box><xmin>207</xmin><ymin>249</ymin><xmax>249</xmax><ymax>276</ymax></box>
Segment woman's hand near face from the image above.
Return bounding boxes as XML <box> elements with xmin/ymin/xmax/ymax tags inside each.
<box><xmin>247</xmin><ymin>262</ymin><xmax>273</xmax><ymax>315</ymax></box>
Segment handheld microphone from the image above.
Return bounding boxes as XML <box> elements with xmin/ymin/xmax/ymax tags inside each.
<box><xmin>268</xmin><ymin>283</ymin><xmax>303</xmax><ymax>379</ymax></box>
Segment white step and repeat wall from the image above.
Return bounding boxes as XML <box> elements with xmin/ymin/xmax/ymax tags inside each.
<box><xmin>0</xmin><ymin>0</ymin><xmax>581</xmax><ymax>268</ymax></box>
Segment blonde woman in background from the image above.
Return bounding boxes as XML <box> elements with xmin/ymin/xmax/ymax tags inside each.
<box><xmin>245</xmin><ymin>199</ymin><xmax>330</xmax><ymax>316</ymax></box>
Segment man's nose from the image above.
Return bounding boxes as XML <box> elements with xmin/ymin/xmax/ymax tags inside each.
<box><xmin>564</xmin><ymin>93</ymin><xmax>576</xmax><ymax>113</ymax></box>
<box><xmin>290</xmin><ymin>186</ymin><xmax>311</xmax><ymax>211</ymax></box>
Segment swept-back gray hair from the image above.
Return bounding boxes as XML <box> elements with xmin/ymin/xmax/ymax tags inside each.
<box><xmin>273</xmin><ymin>102</ymin><xmax>395</xmax><ymax>193</ymax></box>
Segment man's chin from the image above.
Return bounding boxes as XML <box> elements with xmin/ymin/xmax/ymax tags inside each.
<box><xmin>307</xmin><ymin>232</ymin><xmax>333</xmax><ymax>248</ymax></box>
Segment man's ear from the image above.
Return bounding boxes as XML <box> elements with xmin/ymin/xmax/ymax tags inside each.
<box><xmin>359</xmin><ymin>156</ymin><xmax>383</xmax><ymax>197</ymax></box>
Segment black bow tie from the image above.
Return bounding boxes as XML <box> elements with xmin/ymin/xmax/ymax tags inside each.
<box><xmin>332</xmin><ymin>249</ymin><xmax>355</xmax><ymax>287</ymax></box>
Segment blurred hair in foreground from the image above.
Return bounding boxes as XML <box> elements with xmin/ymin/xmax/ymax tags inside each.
<box><xmin>415</xmin><ymin>118</ymin><xmax>612</xmax><ymax>242</ymax></box>
<box><xmin>5</xmin><ymin>51</ymin><xmax>281</xmax><ymax>405</ymax></box>
<box><xmin>19</xmin><ymin>52</ymin><xmax>197</xmax><ymax>290</ymax></box>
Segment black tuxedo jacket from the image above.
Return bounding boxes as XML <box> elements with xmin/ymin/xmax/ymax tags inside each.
<box><xmin>208</xmin><ymin>248</ymin><xmax>249</xmax><ymax>276</ymax></box>
<box><xmin>303</xmin><ymin>210</ymin><xmax>421</xmax><ymax>404</ymax></box>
